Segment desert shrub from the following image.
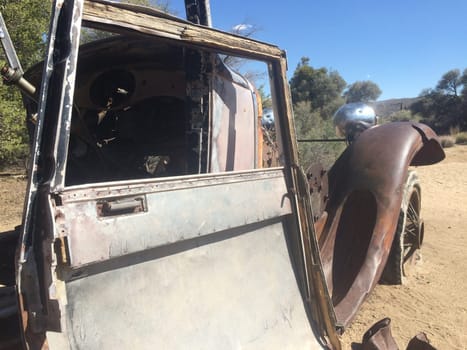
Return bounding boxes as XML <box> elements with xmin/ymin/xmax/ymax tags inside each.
<box><xmin>293</xmin><ymin>101</ymin><xmax>346</xmax><ymax>170</ymax></box>
<box><xmin>439</xmin><ymin>135</ymin><xmax>455</xmax><ymax>148</ymax></box>
<box><xmin>389</xmin><ymin>110</ymin><xmax>421</xmax><ymax>123</ymax></box>
<box><xmin>455</xmin><ymin>132</ymin><xmax>467</xmax><ymax>144</ymax></box>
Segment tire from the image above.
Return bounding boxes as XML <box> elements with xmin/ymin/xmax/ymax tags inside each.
<box><xmin>380</xmin><ymin>170</ymin><xmax>424</xmax><ymax>285</ymax></box>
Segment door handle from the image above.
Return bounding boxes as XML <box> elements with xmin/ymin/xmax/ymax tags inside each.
<box><xmin>97</xmin><ymin>196</ymin><xmax>146</xmax><ymax>217</ymax></box>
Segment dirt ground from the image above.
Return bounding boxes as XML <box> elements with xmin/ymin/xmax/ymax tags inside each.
<box><xmin>1</xmin><ymin>145</ymin><xmax>466</xmax><ymax>349</ymax></box>
<box><xmin>0</xmin><ymin>174</ymin><xmax>27</xmax><ymax>232</ymax></box>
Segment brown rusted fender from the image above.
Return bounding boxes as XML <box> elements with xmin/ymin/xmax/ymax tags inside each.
<box><xmin>318</xmin><ymin>122</ymin><xmax>445</xmax><ymax>327</ymax></box>
<box><xmin>360</xmin><ymin>317</ymin><xmax>437</xmax><ymax>349</ymax></box>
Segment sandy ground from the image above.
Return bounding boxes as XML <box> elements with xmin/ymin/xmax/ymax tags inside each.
<box><xmin>1</xmin><ymin>145</ymin><xmax>466</xmax><ymax>349</ymax></box>
<box><xmin>0</xmin><ymin>175</ymin><xmax>27</xmax><ymax>232</ymax></box>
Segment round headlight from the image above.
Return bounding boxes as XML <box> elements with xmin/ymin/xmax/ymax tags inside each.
<box><xmin>262</xmin><ymin>108</ymin><xmax>274</xmax><ymax>129</ymax></box>
<box><xmin>333</xmin><ymin>103</ymin><xmax>376</xmax><ymax>140</ymax></box>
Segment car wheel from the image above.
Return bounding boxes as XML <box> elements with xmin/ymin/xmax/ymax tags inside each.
<box><xmin>380</xmin><ymin>170</ymin><xmax>423</xmax><ymax>284</ymax></box>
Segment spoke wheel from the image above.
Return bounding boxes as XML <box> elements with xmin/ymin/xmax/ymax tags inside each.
<box><xmin>380</xmin><ymin>171</ymin><xmax>423</xmax><ymax>285</ymax></box>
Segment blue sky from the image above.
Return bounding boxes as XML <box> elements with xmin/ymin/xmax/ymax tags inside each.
<box><xmin>171</xmin><ymin>0</ymin><xmax>467</xmax><ymax>101</ymax></box>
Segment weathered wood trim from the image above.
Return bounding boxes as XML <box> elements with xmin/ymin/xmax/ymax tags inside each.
<box><xmin>83</xmin><ymin>0</ymin><xmax>284</xmax><ymax>61</ymax></box>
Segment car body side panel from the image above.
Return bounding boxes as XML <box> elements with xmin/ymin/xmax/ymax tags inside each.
<box><xmin>319</xmin><ymin>122</ymin><xmax>445</xmax><ymax>327</ymax></box>
<box><xmin>56</xmin><ymin>221</ymin><xmax>321</xmax><ymax>349</ymax></box>
<box><xmin>211</xmin><ymin>68</ymin><xmax>257</xmax><ymax>172</ymax></box>
<box><xmin>45</xmin><ymin>170</ymin><xmax>325</xmax><ymax>349</ymax></box>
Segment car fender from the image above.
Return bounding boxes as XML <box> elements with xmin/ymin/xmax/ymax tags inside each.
<box><xmin>318</xmin><ymin>122</ymin><xmax>445</xmax><ymax>327</ymax></box>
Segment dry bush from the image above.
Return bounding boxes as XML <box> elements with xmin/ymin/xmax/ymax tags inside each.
<box><xmin>439</xmin><ymin>135</ymin><xmax>455</xmax><ymax>148</ymax></box>
<box><xmin>455</xmin><ymin>132</ymin><xmax>467</xmax><ymax>145</ymax></box>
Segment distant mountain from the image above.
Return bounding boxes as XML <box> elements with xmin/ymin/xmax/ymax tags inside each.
<box><xmin>370</xmin><ymin>97</ymin><xmax>421</xmax><ymax>119</ymax></box>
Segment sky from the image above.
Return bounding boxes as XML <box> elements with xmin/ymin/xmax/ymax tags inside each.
<box><xmin>171</xmin><ymin>0</ymin><xmax>467</xmax><ymax>101</ymax></box>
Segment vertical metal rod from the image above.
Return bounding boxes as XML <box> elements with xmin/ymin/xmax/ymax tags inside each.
<box><xmin>184</xmin><ymin>0</ymin><xmax>212</xmax><ymax>27</ymax></box>
<box><xmin>202</xmin><ymin>0</ymin><xmax>212</xmax><ymax>27</ymax></box>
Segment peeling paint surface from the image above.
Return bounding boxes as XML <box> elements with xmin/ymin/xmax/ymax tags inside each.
<box><xmin>59</xmin><ymin>169</ymin><xmax>291</xmax><ymax>267</ymax></box>
<box><xmin>63</xmin><ymin>221</ymin><xmax>323</xmax><ymax>349</ymax></box>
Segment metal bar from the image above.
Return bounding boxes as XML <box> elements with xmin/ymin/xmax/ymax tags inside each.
<box><xmin>202</xmin><ymin>0</ymin><xmax>212</xmax><ymax>27</ymax></box>
<box><xmin>297</xmin><ymin>138</ymin><xmax>346</xmax><ymax>143</ymax></box>
<box><xmin>0</xmin><ymin>12</ymin><xmax>23</xmax><ymax>73</ymax></box>
<box><xmin>0</xmin><ymin>12</ymin><xmax>38</xmax><ymax>100</ymax></box>
<box><xmin>1</xmin><ymin>65</ymin><xmax>37</xmax><ymax>98</ymax></box>
<box><xmin>184</xmin><ymin>0</ymin><xmax>211</xmax><ymax>26</ymax></box>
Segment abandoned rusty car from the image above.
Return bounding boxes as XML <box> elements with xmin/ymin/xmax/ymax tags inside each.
<box><xmin>0</xmin><ymin>0</ymin><xmax>444</xmax><ymax>349</ymax></box>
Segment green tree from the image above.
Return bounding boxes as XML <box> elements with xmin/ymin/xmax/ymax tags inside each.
<box><xmin>432</xmin><ymin>69</ymin><xmax>464</xmax><ymax>131</ymax></box>
<box><xmin>290</xmin><ymin>57</ymin><xmax>346</xmax><ymax>117</ymax></box>
<box><xmin>289</xmin><ymin>58</ymin><xmax>347</xmax><ymax>168</ymax></box>
<box><xmin>257</xmin><ymin>85</ymin><xmax>272</xmax><ymax>109</ymax></box>
<box><xmin>460</xmin><ymin>68</ymin><xmax>467</xmax><ymax>89</ymax></box>
<box><xmin>0</xmin><ymin>0</ymin><xmax>51</xmax><ymax>68</ymax></box>
<box><xmin>344</xmin><ymin>80</ymin><xmax>382</xmax><ymax>103</ymax></box>
<box><xmin>436</xmin><ymin>69</ymin><xmax>461</xmax><ymax>97</ymax></box>
<box><xmin>0</xmin><ymin>0</ymin><xmax>51</xmax><ymax>168</ymax></box>
<box><xmin>411</xmin><ymin>69</ymin><xmax>467</xmax><ymax>133</ymax></box>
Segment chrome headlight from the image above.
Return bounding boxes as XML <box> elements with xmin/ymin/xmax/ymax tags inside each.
<box><xmin>333</xmin><ymin>103</ymin><xmax>376</xmax><ymax>139</ymax></box>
